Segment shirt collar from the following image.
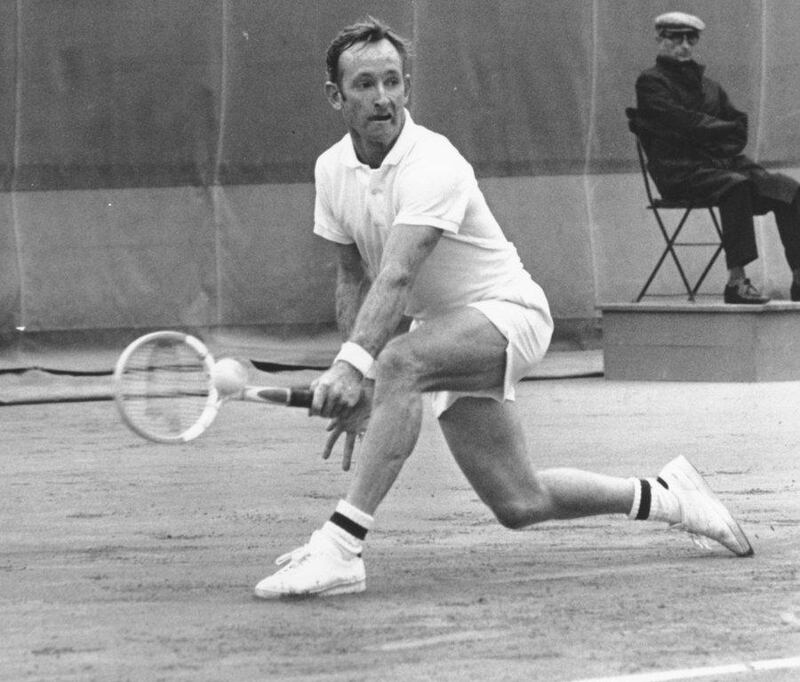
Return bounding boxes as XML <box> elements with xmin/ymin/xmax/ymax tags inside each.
<box><xmin>342</xmin><ymin>109</ymin><xmax>417</xmax><ymax>169</ymax></box>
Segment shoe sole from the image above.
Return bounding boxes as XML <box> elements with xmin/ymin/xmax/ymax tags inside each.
<box><xmin>254</xmin><ymin>577</ymin><xmax>366</xmax><ymax>600</ymax></box>
<box><xmin>662</xmin><ymin>456</ymin><xmax>754</xmax><ymax>557</ymax></box>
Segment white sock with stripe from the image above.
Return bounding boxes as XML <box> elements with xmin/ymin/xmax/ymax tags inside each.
<box><xmin>320</xmin><ymin>499</ymin><xmax>374</xmax><ymax>559</ymax></box>
<box><xmin>628</xmin><ymin>478</ymin><xmax>681</xmax><ymax>523</ymax></box>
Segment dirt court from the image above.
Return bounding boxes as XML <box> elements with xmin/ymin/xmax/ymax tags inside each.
<box><xmin>2</xmin><ymin>370</ymin><xmax>800</xmax><ymax>681</ymax></box>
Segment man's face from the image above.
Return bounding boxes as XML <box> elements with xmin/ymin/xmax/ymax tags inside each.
<box><xmin>326</xmin><ymin>38</ymin><xmax>410</xmax><ymax>157</ymax></box>
<box><xmin>657</xmin><ymin>31</ymin><xmax>699</xmax><ymax>61</ymax></box>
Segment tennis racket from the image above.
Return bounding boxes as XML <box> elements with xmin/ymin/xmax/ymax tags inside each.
<box><xmin>113</xmin><ymin>330</ymin><xmax>313</xmax><ymax>444</ymax></box>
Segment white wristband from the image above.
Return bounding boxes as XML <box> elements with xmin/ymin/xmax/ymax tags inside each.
<box><xmin>334</xmin><ymin>341</ymin><xmax>375</xmax><ymax>379</ymax></box>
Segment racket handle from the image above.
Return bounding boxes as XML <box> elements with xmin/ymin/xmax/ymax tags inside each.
<box><xmin>286</xmin><ymin>387</ymin><xmax>314</xmax><ymax>408</ymax></box>
<box><xmin>252</xmin><ymin>386</ymin><xmax>313</xmax><ymax>408</ymax></box>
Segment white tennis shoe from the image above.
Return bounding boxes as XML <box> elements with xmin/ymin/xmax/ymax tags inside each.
<box><xmin>254</xmin><ymin>530</ymin><xmax>366</xmax><ymax>599</ymax></box>
<box><xmin>658</xmin><ymin>455</ymin><xmax>753</xmax><ymax>556</ymax></box>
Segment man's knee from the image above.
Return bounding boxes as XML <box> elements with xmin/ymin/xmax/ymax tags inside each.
<box><xmin>490</xmin><ymin>493</ymin><xmax>551</xmax><ymax>529</ymax></box>
<box><xmin>719</xmin><ymin>181</ymin><xmax>752</xmax><ymax>211</ymax></box>
<box><xmin>373</xmin><ymin>336</ymin><xmax>421</xmax><ymax>388</ymax></box>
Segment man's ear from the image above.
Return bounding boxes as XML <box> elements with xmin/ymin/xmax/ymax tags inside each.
<box><xmin>403</xmin><ymin>74</ymin><xmax>411</xmax><ymax>103</ymax></box>
<box><xmin>325</xmin><ymin>81</ymin><xmax>343</xmax><ymax>110</ymax></box>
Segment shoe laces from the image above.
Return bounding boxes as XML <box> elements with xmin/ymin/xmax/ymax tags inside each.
<box><xmin>274</xmin><ymin>543</ymin><xmax>313</xmax><ymax>570</ymax></box>
<box><xmin>667</xmin><ymin>522</ymin><xmax>713</xmax><ymax>550</ymax></box>
<box><xmin>741</xmin><ymin>279</ymin><xmax>759</xmax><ymax>295</ymax></box>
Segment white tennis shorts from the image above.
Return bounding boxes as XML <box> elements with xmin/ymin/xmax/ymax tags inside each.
<box><xmin>422</xmin><ymin>299</ymin><xmax>554</xmax><ymax>417</ymax></box>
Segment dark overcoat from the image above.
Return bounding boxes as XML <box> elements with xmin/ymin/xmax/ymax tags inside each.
<box><xmin>630</xmin><ymin>56</ymin><xmax>797</xmax><ymax>204</ymax></box>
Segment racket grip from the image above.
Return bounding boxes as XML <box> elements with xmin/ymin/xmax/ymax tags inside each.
<box><xmin>287</xmin><ymin>387</ymin><xmax>314</xmax><ymax>408</ymax></box>
<box><xmin>251</xmin><ymin>386</ymin><xmax>313</xmax><ymax>407</ymax></box>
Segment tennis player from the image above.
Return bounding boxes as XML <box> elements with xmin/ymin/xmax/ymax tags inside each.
<box><xmin>254</xmin><ymin>17</ymin><xmax>752</xmax><ymax>599</ymax></box>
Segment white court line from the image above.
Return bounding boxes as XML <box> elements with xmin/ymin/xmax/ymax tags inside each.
<box><xmin>573</xmin><ymin>655</ymin><xmax>800</xmax><ymax>682</ymax></box>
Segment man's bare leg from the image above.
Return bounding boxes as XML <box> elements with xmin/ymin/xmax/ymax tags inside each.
<box><xmin>438</xmin><ymin>396</ymin><xmax>752</xmax><ymax>556</ymax></box>
<box><xmin>439</xmin><ymin>397</ymin><xmax>633</xmax><ymax>527</ymax></box>
<box><xmin>255</xmin><ymin>310</ymin><xmax>753</xmax><ymax>598</ymax></box>
<box><xmin>344</xmin><ymin>384</ymin><xmax>423</xmax><ymax>516</ymax></box>
<box><xmin>345</xmin><ymin>307</ymin><xmax>510</xmax><ymax>514</ymax></box>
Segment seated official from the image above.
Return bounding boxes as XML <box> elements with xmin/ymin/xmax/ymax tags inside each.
<box><xmin>630</xmin><ymin>11</ymin><xmax>800</xmax><ymax>304</ymax></box>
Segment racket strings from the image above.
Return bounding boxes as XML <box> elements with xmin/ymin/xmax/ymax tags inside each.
<box><xmin>119</xmin><ymin>339</ymin><xmax>212</xmax><ymax>439</ymax></box>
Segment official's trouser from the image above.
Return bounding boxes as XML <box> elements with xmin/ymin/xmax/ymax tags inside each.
<box><xmin>718</xmin><ymin>183</ymin><xmax>800</xmax><ymax>270</ymax></box>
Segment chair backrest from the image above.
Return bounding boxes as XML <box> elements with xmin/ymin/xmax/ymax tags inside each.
<box><xmin>632</xmin><ymin>136</ymin><xmax>660</xmax><ymax>206</ymax></box>
<box><xmin>625</xmin><ymin>107</ymin><xmax>660</xmax><ymax>206</ymax></box>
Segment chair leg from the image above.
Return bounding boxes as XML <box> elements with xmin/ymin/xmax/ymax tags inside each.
<box><xmin>635</xmin><ymin>246</ymin><xmax>671</xmax><ymax>301</ymax></box>
<box><xmin>688</xmin><ymin>208</ymin><xmax>724</xmax><ymax>299</ymax></box>
<box><xmin>708</xmin><ymin>206</ymin><xmax>724</xmax><ymax>240</ymax></box>
<box><xmin>636</xmin><ymin>207</ymin><xmax>695</xmax><ymax>301</ymax></box>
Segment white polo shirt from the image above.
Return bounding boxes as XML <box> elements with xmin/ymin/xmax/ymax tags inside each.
<box><xmin>313</xmin><ymin>112</ymin><xmax>548</xmax><ymax>321</ymax></box>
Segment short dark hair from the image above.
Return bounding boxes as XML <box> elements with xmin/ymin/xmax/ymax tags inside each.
<box><xmin>325</xmin><ymin>16</ymin><xmax>411</xmax><ymax>85</ymax></box>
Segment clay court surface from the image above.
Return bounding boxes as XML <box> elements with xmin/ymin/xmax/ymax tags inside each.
<box><xmin>2</xmin><ymin>357</ymin><xmax>800</xmax><ymax>681</ymax></box>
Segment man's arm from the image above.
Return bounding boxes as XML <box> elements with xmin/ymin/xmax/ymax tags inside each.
<box><xmin>348</xmin><ymin>223</ymin><xmax>441</xmax><ymax>358</ymax></box>
<box><xmin>636</xmin><ymin>73</ymin><xmax>744</xmax><ymax>142</ymax></box>
<box><xmin>312</xmin><ymin>223</ymin><xmax>442</xmax><ymax>417</ymax></box>
<box><xmin>318</xmin><ymin>242</ymin><xmax>373</xmax><ymax>470</ymax></box>
<box><xmin>334</xmin><ymin>242</ymin><xmax>371</xmax><ymax>339</ymax></box>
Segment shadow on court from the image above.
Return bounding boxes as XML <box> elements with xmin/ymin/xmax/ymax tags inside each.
<box><xmin>1</xmin><ymin>358</ymin><xmax>799</xmax><ymax>681</ymax></box>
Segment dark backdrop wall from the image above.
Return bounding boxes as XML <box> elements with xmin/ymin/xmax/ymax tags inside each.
<box><xmin>2</xmin><ymin>0</ymin><xmax>799</xmax><ymax>339</ymax></box>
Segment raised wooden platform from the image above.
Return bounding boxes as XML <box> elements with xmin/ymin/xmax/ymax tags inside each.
<box><xmin>600</xmin><ymin>301</ymin><xmax>800</xmax><ymax>381</ymax></box>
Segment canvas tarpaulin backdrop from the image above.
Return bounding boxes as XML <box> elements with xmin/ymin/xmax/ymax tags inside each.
<box><xmin>2</xmin><ymin>0</ymin><xmax>800</xmax><ymax>347</ymax></box>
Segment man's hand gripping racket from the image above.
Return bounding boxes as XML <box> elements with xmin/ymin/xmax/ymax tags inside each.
<box><xmin>113</xmin><ymin>331</ymin><xmax>313</xmax><ymax>445</ymax></box>
<box><xmin>310</xmin><ymin>354</ymin><xmax>376</xmax><ymax>471</ymax></box>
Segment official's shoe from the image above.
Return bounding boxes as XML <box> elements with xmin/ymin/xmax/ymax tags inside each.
<box><xmin>723</xmin><ymin>278</ymin><xmax>770</xmax><ymax>304</ymax></box>
<box><xmin>791</xmin><ymin>281</ymin><xmax>800</xmax><ymax>302</ymax></box>
<box><xmin>254</xmin><ymin>530</ymin><xmax>366</xmax><ymax>599</ymax></box>
<box><xmin>658</xmin><ymin>456</ymin><xmax>753</xmax><ymax>557</ymax></box>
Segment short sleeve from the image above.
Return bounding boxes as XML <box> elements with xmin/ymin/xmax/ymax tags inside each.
<box><xmin>393</xmin><ymin>154</ymin><xmax>473</xmax><ymax>233</ymax></box>
<box><xmin>313</xmin><ymin>157</ymin><xmax>353</xmax><ymax>244</ymax></box>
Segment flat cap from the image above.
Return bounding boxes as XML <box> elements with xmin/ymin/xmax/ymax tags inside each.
<box><xmin>654</xmin><ymin>12</ymin><xmax>705</xmax><ymax>33</ymax></box>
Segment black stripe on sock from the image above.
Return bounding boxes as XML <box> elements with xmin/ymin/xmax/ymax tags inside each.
<box><xmin>656</xmin><ymin>476</ymin><xmax>669</xmax><ymax>490</ymax></box>
<box><xmin>636</xmin><ymin>479</ymin><xmax>652</xmax><ymax>520</ymax></box>
<box><xmin>330</xmin><ymin>511</ymin><xmax>368</xmax><ymax>541</ymax></box>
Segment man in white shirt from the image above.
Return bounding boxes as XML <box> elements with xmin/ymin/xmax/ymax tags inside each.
<box><xmin>254</xmin><ymin>17</ymin><xmax>752</xmax><ymax>599</ymax></box>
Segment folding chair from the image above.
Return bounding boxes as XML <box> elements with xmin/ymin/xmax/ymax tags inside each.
<box><xmin>626</xmin><ymin>111</ymin><xmax>725</xmax><ymax>302</ymax></box>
